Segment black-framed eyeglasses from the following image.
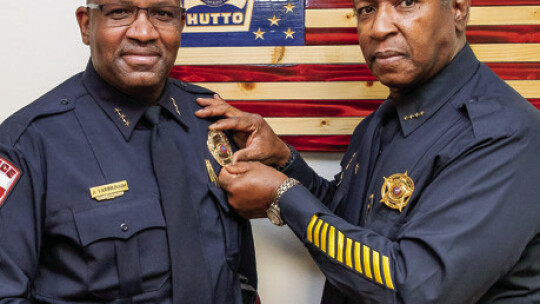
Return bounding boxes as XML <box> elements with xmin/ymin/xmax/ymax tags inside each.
<box><xmin>87</xmin><ymin>3</ymin><xmax>186</xmax><ymax>29</ymax></box>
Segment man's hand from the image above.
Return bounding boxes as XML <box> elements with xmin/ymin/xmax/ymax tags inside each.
<box><xmin>196</xmin><ymin>95</ymin><xmax>291</xmax><ymax>167</ymax></box>
<box><xmin>219</xmin><ymin>161</ymin><xmax>287</xmax><ymax>219</ymax></box>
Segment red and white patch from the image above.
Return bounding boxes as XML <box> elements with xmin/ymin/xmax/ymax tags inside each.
<box><xmin>0</xmin><ymin>157</ymin><xmax>21</xmax><ymax>206</ymax></box>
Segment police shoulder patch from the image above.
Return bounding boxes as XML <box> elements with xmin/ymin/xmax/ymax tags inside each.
<box><xmin>0</xmin><ymin>157</ymin><xmax>21</xmax><ymax>207</ymax></box>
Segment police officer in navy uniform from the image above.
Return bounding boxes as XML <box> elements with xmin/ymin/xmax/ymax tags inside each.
<box><xmin>196</xmin><ymin>0</ymin><xmax>540</xmax><ymax>302</ymax></box>
<box><xmin>0</xmin><ymin>0</ymin><xmax>256</xmax><ymax>303</ymax></box>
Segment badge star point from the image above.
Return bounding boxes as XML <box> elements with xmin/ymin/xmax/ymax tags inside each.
<box><xmin>253</xmin><ymin>27</ymin><xmax>265</xmax><ymax>40</ymax></box>
<box><xmin>284</xmin><ymin>27</ymin><xmax>295</xmax><ymax>39</ymax></box>
<box><xmin>268</xmin><ymin>15</ymin><xmax>280</xmax><ymax>26</ymax></box>
<box><xmin>284</xmin><ymin>2</ymin><xmax>295</xmax><ymax>13</ymax></box>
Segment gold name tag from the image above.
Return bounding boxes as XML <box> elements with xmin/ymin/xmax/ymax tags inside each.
<box><xmin>90</xmin><ymin>180</ymin><xmax>129</xmax><ymax>201</ymax></box>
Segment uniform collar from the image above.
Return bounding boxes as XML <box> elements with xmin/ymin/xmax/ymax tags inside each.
<box><xmin>393</xmin><ymin>44</ymin><xmax>480</xmax><ymax>137</ymax></box>
<box><xmin>81</xmin><ymin>60</ymin><xmax>189</xmax><ymax>141</ymax></box>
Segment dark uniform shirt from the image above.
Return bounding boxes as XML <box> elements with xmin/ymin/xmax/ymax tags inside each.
<box><xmin>0</xmin><ymin>62</ymin><xmax>256</xmax><ymax>303</ymax></box>
<box><xmin>280</xmin><ymin>45</ymin><xmax>540</xmax><ymax>303</ymax></box>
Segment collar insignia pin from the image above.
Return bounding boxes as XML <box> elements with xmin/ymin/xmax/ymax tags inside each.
<box><xmin>207</xmin><ymin>130</ymin><xmax>234</xmax><ymax>166</ymax></box>
<box><xmin>170</xmin><ymin>97</ymin><xmax>181</xmax><ymax>116</ymax></box>
<box><xmin>114</xmin><ymin>108</ymin><xmax>130</xmax><ymax>127</ymax></box>
<box><xmin>380</xmin><ymin>172</ymin><xmax>414</xmax><ymax>212</ymax></box>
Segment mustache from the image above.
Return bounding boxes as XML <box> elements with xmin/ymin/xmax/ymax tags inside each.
<box><xmin>120</xmin><ymin>43</ymin><xmax>162</xmax><ymax>56</ymax></box>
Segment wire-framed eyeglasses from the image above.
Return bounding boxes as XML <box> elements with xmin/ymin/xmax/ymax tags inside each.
<box><xmin>87</xmin><ymin>3</ymin><xmax>186</xmax><ymax>29</ymax></box>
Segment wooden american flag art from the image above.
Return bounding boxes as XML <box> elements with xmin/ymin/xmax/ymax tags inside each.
<box><xmin>172</xmin><ymin>0</ymin><xmax>539</xmax><ymax>152</ymax></box>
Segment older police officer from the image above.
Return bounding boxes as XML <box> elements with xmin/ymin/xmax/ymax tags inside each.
<box><xmin>0</xmin><ymin>0</ymin><xmax>256</xmax><ymax>302</ymax></box>
<box><xmin>196</xmin><ymin>0</ymin><xmax>540</xmax><ymax>302</ymax></box>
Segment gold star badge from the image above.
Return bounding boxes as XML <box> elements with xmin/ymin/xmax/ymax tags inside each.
<box><xmin>268</xmin><ymin>15</ymin><xmax>280</xmax><ymax>26</ymax></box>
<box><xmin>114</xmin><ymin>108</ymin><xmax>130</xmax><ymax>127</ymax></box>
<box><xmin>253</xmin><ymin>27</ymin><xmax>265</xmax><ymax>40</ymax></box>
<box><xmin>284</xmin><ymin>27</ymin><xmax>295</xmax><ymax>39</ymax></box>
<box><xmin>284</xmin><ymin>2</ymin><xmax>295</xmax><ymax>13</ymax></box>
<box><xmin>380</xmin><ymin>172</ymin><xmax>414</xmax><ymax>212</ymax></box>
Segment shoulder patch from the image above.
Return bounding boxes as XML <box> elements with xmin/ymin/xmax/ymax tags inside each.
<box><xmin>0</xmin><ymin>157</ymin><xmax>21</xmax><ymax>207</ymax></box>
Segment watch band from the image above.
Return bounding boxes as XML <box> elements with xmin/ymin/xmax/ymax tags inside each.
<box><xmin>266</xmin><ymin>178</ymin><xmax>301</xmax><ymax>226</ymax></box>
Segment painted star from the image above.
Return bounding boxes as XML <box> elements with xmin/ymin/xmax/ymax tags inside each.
<box><xmin>284</xmin><ymin>2</ymin><xmax>295</xmax><ymax>13</ymax></box>
<box><xmin>284</xmin><ymin>27</ymin><xmax>295</xmax><ymax>39</ymax></box>
<box><xmin>268</xmin><ymin>15</ymin><xmax>280</xmax><ymax>26</ymax></box>
<box><xmin>253</xmin><ymin>27</ymin><xmax>265</xmax><ymax>40</ymax></box>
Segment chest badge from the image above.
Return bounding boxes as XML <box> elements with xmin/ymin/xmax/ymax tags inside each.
<box><xmin>207</xmin><ymin>130</ymin><xmax>234</xmax><ymax>166</ymax></box>
<box><xmin>380</xmin><ymin>172</ymin><xmax>414</xmax><ymax>212</ymax></box>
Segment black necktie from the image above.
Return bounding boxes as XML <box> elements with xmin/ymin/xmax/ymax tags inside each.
<box><xmin>145</xmin><ymin>106</ymin><xmax>212</xmax><ymax>304</ymax></box>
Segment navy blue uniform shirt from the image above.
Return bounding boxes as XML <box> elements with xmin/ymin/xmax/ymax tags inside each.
<box><xmin>0</xmin><ymin>62</ymin><xmax>256</xmax><ymax>303</ymax></box>
<box><xmin>280</xmin><ymin>45</ymin><xmax>540</xmax><ymax>303</ymax></box>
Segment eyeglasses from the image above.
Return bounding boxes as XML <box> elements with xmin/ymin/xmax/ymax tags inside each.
<box><xmin>87</xmin><ymin>3</ymin><xmax>185</xmax><ymax>29</ymax></box>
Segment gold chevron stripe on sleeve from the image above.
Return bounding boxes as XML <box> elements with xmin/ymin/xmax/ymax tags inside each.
<box><xmin>383</xmin><ymin>256</ymin><xmax>395</xmax><ymax>290</ymax></box>
<box><xmin>345</xmin><ymin>238</ymin><xmax>353</xmax><ymax>268</ymax></box>
<box><xmin>372</xmin><ymin>250</ymin><xmax>383</xmax><ymax>285</ymax></box>
<box><xmin>307</xmin><ymin>215</ymin><xmax>318</xmax><ymax>243</ymax></box>
<box><xmin>328</xmin><ymin>226</ymin><xmax>336</xmax><ymax>258</ymax></box>
<box><xmin>337</xmin><ymin>231</ymin><xmax>345</xmax><ymax>263</ymax></box>
<box><xmin>321</xmin><ymin>223</ymin><xmax>329</xmax><ymax>252</ymax></box>
<box><xmin>363</xmin><ymin>245</ymin><xmax>373</xmax><ymax>279</ymax></box>
<box><xmin>314</xmin><ymin>219</ymin><xmax>324</xmax><ymax>248</ymax></box>
<box><xmin>354</xmin><ymin>242</ymin><xmax>363</xmax><ymax>274</ymax></box>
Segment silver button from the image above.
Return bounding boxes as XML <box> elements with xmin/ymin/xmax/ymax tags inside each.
<box><xmin>120</xmin><ymin>223</ymin><xmax>128</xmax><ymax>232</ymax></box>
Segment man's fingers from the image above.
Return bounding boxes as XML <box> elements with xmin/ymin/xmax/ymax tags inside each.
<box><xmin>209</xmin><ymin>116</ymin><xmax>257</xmax><ymax>132</ymax></box>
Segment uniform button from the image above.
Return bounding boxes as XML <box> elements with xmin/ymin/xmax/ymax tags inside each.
<box><xmin>120</xmin><ymin>223</ymin><xmax>128</xmax><ymax>232</ymax></box>
<box><xmin>60</xmin><ymin>99</ymin><xmax>69</xmax><ymax>105</ymax></box>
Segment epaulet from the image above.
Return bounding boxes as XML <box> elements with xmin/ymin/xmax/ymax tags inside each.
<box><xmin>0</xmin><ymin>73</ymin><xmax>83</xmax><ymax>146</ymax></box>
<box><xmin>171</xmin><ymin>78</ymin><xmax>216</xmax><ymax>95</ymax></box>
<box><xmin>463</xmin><ymin>97</ymin><xmax>519</xmax><ymax>141</ymax></box>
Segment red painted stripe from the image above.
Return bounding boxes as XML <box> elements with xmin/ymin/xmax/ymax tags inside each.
<box><xmin>281</xmin><ymin>135</ymin><xmax>352</xmax><ymax>152</ymax></box>
<box><xmin>305</xmin><ymin>26</ymin><xmax>540</xmax><ymax>45</ymax></box>
<box><xmin>528</xmin><ymin>99</ymin><xmax>540</xmax><ymax>109</ymax></box>
<box><xmin>170</xmin><ymin>64</ymin><xmax>376</xmax><ymax>82</ymax></box>
<box><xmin>170</xmin><ymin>63</ymin><xmax>539</xmax><ymax>82</ymax></box>
<box><xmin>485</xmin><ymin>63</ymin><xmax>540</xmax><ymax>80</ymax></box>
<box><xmin>306</xmin><ymin>0</ymin><xmax>540</xmax><ymax>9</ymax></box>
<box><xmin>228</xmin><ymin>99</ymin><xmax>383</xmax><ymax>117</ymax></box>
<box><xmin>466</xmin><ymin>25</ymin><xmax>540</xmax><ymax>44</ymax></box>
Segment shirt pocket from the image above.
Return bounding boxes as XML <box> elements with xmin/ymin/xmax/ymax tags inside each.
<box><xmin>73</xmin><ymin>199</ymin><xmax>170</xmax><ymax>300</ymax></box>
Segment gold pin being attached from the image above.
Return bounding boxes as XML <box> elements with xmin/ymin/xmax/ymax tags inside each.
<box><xmin>114</xmin><ymin>108</ymin><xmax>130</xmax><ymax>127</ymax></box>
<box><xmin>90</xmin><ymin>180</ymin><xmax>129</xmax><ymax>201</ymax></box>
<box><xmin>207</xmin><ymin>130</ymin><xmax>234</xmax><ymax>166</ymax></box>
<box><xmin>380</xmin><ymin>172</ymin><xmax>414</xmax><ymax>212</ymax></box>
<box><xmin>205</xmin><ymin>159</ymin><xmax>220</xmax><ymax>187</ymax></box>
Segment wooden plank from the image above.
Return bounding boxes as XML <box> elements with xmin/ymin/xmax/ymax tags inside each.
<box><xmin>176</xmin><ymin>44</ymin><xmax>540</xmax><ymax>65</ymax></box>
<box><xmin>228</xmin><ymin>99</ymin><xmax>383</xmax><ymax>117</ymax></box>
<box><xmin>266</xmin><ymin>117</ymin><xmax>363</xmax><ymax>135</ymax></box>
<box><xmin>279</xmin><ymin>135</ymin><xmax>352</xmax><ymax>152</ymax></box>
<box><xmin>507</xmin><ymin>80</ymin><xmax>540</xmax><ymax>98</ymax></box>
<box><xmin>170</xmin><ymin>63</ymin><xmax>540</xmax><ymax>82</ymax></box>
<box><xmin>305</xmin><ymin>25</ymin><xmax>540</xmax><ymax>45</ymax></box>
<box><xmin>306</xmin><ymin>0</ymin><xmax>540</xmax><ymax>9</ymax></box>
<box><xmin>196</xmin><ymin>81</ymin><xmax>389</xmax><ymax>100</ymax></box>
<box><xmin>194</xmin><ymin>80</ymin><xmax>539</xmax><ymax>100</ymax></box>
<box><xmin>171</xmin><ymin>64</ymin><xmax>376</xmax><ymax>82</ymax></box>
<box><xmin>305</xmin><ymin>7</ymin><xmax>540</xmax><ymax>28</ymax></box>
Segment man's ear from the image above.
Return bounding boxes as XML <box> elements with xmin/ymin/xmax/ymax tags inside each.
<box><xmin>453</xmin><ymin>0</ymin><xmax>470</xmax><ymax>34</ymax></box>
<box><xmin>76</xmin><ymin>7</ymin><xmax>90</xmax><ymax>46</ymax></box>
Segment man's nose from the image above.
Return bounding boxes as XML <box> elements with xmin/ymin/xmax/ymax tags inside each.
<box><xmin>369</xmin><ymin>6</ymin><xmax>397</xmax><ymax>41</ymax></box>
<box><xmin>126</xmin><ymin>9</ymin><xmax>160</xmax><ymax>42</ymax></box>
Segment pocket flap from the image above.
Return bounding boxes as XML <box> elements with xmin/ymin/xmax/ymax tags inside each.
<box><xmin>74</xmin><ymin>200</ymin><xmax>166</xmax><ymax>246</ymax></box>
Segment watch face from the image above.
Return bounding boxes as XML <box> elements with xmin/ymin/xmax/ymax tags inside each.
<box><xmin>266</xmin><ymin>208</ymin><xmax>283</xmax><ymax>226</ymax></box>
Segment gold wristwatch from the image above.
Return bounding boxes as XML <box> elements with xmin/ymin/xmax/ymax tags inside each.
<box><xmin>267</xmin><ymin>178</ymin><xmax>301</xmax><ymax>226</ymax></box>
